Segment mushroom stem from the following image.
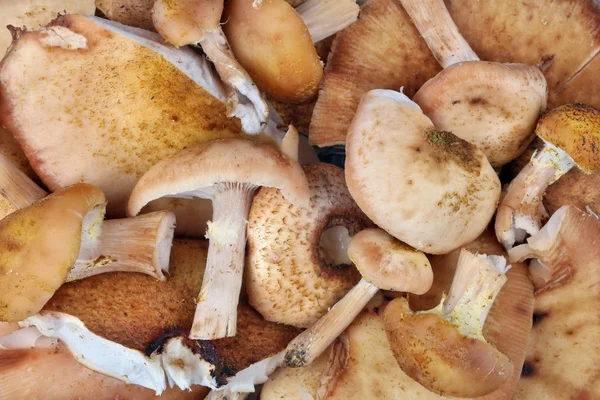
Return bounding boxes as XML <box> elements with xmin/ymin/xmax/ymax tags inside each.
<box><xmin>199</xmin><ymin>27</ymin><xmax>269</xmax><ymax>136</ymax></box>
<box><xmin>68</xmin><ymin>211</ymin><xmax>176</xmax><ymax>282</ymax></box>
<box><xmin>284</xmin><ymin>278</ymin><xmax>378</xmax><ymax>368</ymax></box>
<box><xmin>296</xmin><ymin>0</ymin><xmax>360</xmax><ymax>43</ymax></box>
<box><xmin>190</xmin><ymin>184</ymin><xmax>256</xmax><ymax>339</ymax></box>
<box><xmin>495</xmin><ymin>141</ymin><xmax>575</xmax><ymax>249</ymax></box>
<box><xmin>0</xmin><ymin>153</ymin><xmax>46</xmax><ymax>212</ymax></box>
<box><xmin>398</xmin><ymin>0</ymin><xmax>479</xmax><ymax>68</ymax></box>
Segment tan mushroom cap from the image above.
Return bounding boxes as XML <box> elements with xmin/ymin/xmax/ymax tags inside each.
<box><xmin>0</xmin><ymin>183</ymin><xmax>105</xmax><ymax>322</ymax></box>
<box><xmin>128</xmin><ymin>138</ymin><xmax>309</xmax><ymax>216</ymax></box>
<box><xmin>223</xmin><ymin>0</ymin><xmax>323</xmax><ymax>103</ymax></box>
<box><xmin>246</xmin><ymin>163</ymin><xmax>371</xmax><ymax>328</ymax></box>
<box><xmin>348</xmin><ymin>228</ymin><xmax>432</xmax><ymax>294</ymax></box>
<box><xmin>345</xmin><ymin>90</ymin><xmax>501</xmax><ymax>254</ymax></box>
<box><xmin>152</xmin><ymin>0</ymin><xmax>223</xmax><ymax>46</ymax></box>
<box><xmin>535</xmin><ymin>103</ymin><xmax>600</xmax><ymax>173</ymax></box>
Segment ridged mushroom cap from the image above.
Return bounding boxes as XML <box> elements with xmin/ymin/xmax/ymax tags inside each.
<box><xmin>0</xmin><ymin>183</ymin><xmax>105</xmax><ymax>322</ymax></box>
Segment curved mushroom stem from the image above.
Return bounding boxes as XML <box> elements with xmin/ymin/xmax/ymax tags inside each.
<box><xmin>68</xmin><ymin>211</ymin><xmax>176</xmax><ymax>282</ymax></box>
<box><xmin>284</xmin><ymin>278</ymin><xmax>378</xmax><ymax>368</ymax></box>
<box><xmin>199</xmin><ymin>28</ymin><xmax>269</xmax><ymax>136</ymax></box>
<box><xmin>190</xmin><ymin>183</ymin><xmax>256</xmax><ymax>339</ymax></box>
<box><xmin>0</xmin><ymin>153</ymin><xmax>46</xmax><ymax>214</ymax></box>
<box><xmin>398</xmin><ymin>0</ymin><xmax>479</xmax><ymax>68</ymax></box>
<box><xmin>495</xmin><ymin>141</ymin><xmax>575</xmax><ymax>249</ymax></box>
<box><xmin>296</xmin><ymin>0</ymin><xmax>360</xmax><ymax>43</ymax></box>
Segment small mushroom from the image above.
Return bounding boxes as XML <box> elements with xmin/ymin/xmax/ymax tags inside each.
<box><xmin>345</xmin><ymin>89</ymin><xmax>500</xmax><ymax>254</ymax></box>
<box><xmin>128</xmin><ymin>137</ymin><xmax>309</xmax><ymax>339</ymax></box>
<box><xmin>399</xmin><ymin>0</ymin><xmax>547</xmax><ymax>167</ymax></box>
<box><xmin>284</xmin><ymin>228</ymin><xmax>432</xmax><ymax>368</ymax></box>
<box><xmin>152</xmin><ymin>0</ymin><xmax>269</xmax><ymax>135</ymax></box>
<box><xmin>246</xmin><ymin>162</ymin><xmax>371</xmax><ymax>327</ymax></box>
<box><xmin>495</xmin><ymin>103</ymin><xmax>600</xmax><ymax>249</ymax></box>
<box><xmin>383</xmin><ymin>249</ymin><xmax>513</xmax><ymax>397</ymax></box>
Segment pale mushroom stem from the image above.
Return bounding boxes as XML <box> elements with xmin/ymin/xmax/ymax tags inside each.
<box><xmin>190</xmin><ymin>184</ymin><xmax>256</xmax><ymax>339</ymax></box>
<box><xmin>399</xmin><ymin>0</ymin><xmax>479</xmax><ymax>68</ymax></box>
<box><xmin>439</xmin><ymin>250</ymin><xmax>510</xmax><ymax>339</ymax></box>
<box><xmin>296</xmin><ymin>0</ymin><xmax>360</xmax><ymax>43</ymax></box>
<box><xmin>284</xmin><ymin>278</ymin><xmax>378</xmax><ymax>367</ymax></box>
<box><xmin>495</xmin><ymin>141</ymin><xmax>575</xmax><ymax>249</ymax></box>
<box><xmin>68</xmin><ymin>211</ymin><xmax>176</xmax><ymax>282</ymax></box>
<box><xmin>0</xmin><ymin>153</ymin><xmax>46</xmax><ymax>211</ymax></box>
<box><xmin>199</xmin><ymin>27</ymin><xmax>269</xmax><ymax>136</ymax></box>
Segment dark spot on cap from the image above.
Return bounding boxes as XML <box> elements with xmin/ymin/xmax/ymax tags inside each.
<box><xmin>469</xmin><ymin>97</ymin><xmax>487</xmax><ymax>105</ymax></box>
<box><xmin>145</xmin><ymin>328</ymin><xmax>184</xmax><ymax>356</ymax></box>
<box><xmin>451</xmin><ymin>100</ymin><xmax>461</xmax><ymax>105</ymax></box>
<box><xmin>532</xmin><ymin>311</ymin><xmax>548</xmax><ymax>325</ymax></box>
<box><xmin>521</xmin><ymin>361</ymin><xmax>536</xmax><ymax>377</ymax></box>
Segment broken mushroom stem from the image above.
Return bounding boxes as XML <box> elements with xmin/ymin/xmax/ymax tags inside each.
<box><xmin>399</xmin><ymin>0</ymin><xmax>479</xmax><ymax>68</ymax></box>
<box><xmin>295</xmin><ymin>0</ymin><xmax>360</xmax><ymax>43</ymax></box>
<box><xmin>0</xmin><ymin>153</ymin><xmax>46</xmax><ymax>212</ymax></box>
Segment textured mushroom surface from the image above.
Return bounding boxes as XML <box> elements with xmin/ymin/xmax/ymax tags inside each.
<box><xmin>96</xmin><ymin>0</ymin><xmax>155</xmax><ymax>30</ymax></box>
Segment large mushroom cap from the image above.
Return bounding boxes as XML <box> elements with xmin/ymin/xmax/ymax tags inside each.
<box><xmin>413</xmin><ymin>61</ymin><xmax>548</xmax><ymax>167</ymax></box>
<box><xmin>345</xmin><ymin>89</ymin><xmax>501</xmax><ymax>254</ymax></box>
<box><xmin>535</xmin><ymin>103</ymin><xmax>600</xmax><ymax>173</ymax></box>
<box><xmin>0</xmin><ymin>183</ymin><xmax>105</xmax><ymax>322</ymax></box>
<box><xmin>152</xmin><ymin>0</ymin><xmax>224</xmax><ymax>46</ymax></box>
<box><xmin>128</xmin><ymin>138</ymin><xmax>309</xmax><ymax>216</ymax></box>
<box><xmin>348</xmin><ymin>228</ymin><xmax>432</xmax><ymax>294</ymax></box>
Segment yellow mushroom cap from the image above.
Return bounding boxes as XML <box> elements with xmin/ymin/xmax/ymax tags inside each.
<box><xmin>0</xmin><ymin>183</ymin><xmax>106</xmax><ymax>322</ymax></box>
<box><xmin>223</xmin><ymin>0</ymin><xmax>323</xmax><ymax>103</ymax></box>
<box><xmin>152</xmin><ymin>0</ymin><xmax>224</xmax><ymax>46</ymax></box>
<box><xmin>535</xmin><ymin>103</ymin><xmax>600</xmax><ymax>174</ymax></box>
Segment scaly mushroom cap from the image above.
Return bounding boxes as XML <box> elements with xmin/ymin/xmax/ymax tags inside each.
<box><xmin>223</xmin><ymin>0</ymin><xmax>323</xmax><ymax>103</ymax></box>
<box><xmin>348</xmin><ymin>228</ymin><xmax>433</xmax><ymax>294</ymax></box>
<box><xmin>152</xmin><ymin>0</ymin><xmax>224</xmax><ymax>46</ymax></box>
<box><xmin>128</xmin><ymin>138</ymin><xmax>309</xmax><ymax>216</ymax></box>
<box><xmin>345</xmin><ymin>90</ymin><xmax>501</xmax><ymax>254</ymax></box>
<box><xmin>246</xmin><ymin>163</ymin><xmax>371</xmax><ymax>327</ymax></box>
<box><xmin>535</xmin><ymin>103</ymin><xmax>600</xmax><ymax>173</ymax></box>
<box><xmin>413</xmin><ymin>61</ymin><xmax>548</xmax><ymax>167</ymax></box>
<box><xmin>0</xmin><ymin>183</ymin><xmax>105</xmax><ymax>322</ymax></box>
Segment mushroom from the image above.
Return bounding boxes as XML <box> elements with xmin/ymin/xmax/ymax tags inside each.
<box><xmin>0</xmin><ymin>182</ymin><xmax>175</xmax><ymax>322</ymax></box>
<box><xmin>495</xmin><ymin>103</ymin><xmax>600</xmax><ymax>249</ymax></box>
<box><xmin>152</xmin><ymin>0</ymin><xmax>269</xmax><ymax>135</ymax></box>
<box><xmin>507</xmin><ymin>206</ymin><xmax>600</xmax><ymax>399</ymax></box>
<box><xmin>246</xmin><ymin>162</ymin><xmax>371</xmax><ymax>328</ymax></box>
<box><xmin>222</xmin><ymin>0</ymin><xmax>358</xmax><ymax>103</ymax></box>
<box><xmin>345</xmin><ymin>89</ymin><xmax>501</xmax><ymax>254</ymax></box>
<box><xmin>284</xmin><ymin>228</ymin><xmax>433</xmax><ymax>368</ymax></box>
<box><xmin>128</xmin><ymin>137</ymin><xmax>309</xmax><ymax>339</ymax></box>
<box><xmin>383</xmin><ymin>249</ymin><xmax>513</xmax><ymax>397</ymax></box>
<box><xmin>96</xmin><ymin>0</ymin><xmax>156</xmax><ymax>31</ymax></box>
<box><xmin>0</xmin><ymin>153</ymin><xmax>46</xmax><ymax>217</ymax></box>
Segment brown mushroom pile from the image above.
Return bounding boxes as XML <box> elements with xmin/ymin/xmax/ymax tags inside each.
<box><xmin>0</xmin><ymin>0</ymin><xmax>599</xmax><ymax>399</ymax></box>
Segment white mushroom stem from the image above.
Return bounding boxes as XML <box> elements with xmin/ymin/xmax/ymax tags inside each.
<box><xmin>398</xmin><ymin>0</ymin><xmax>479</xmax><ymax>68</ymax></box>
<box><xmin>284</xmin><ymin>278</ymin><xmax>378</xmax><ymax>367</ymax></box>
<box><xmin>69</xmin><ymin>211</ymin><xmax>176</xmax><ymax>282</ymax></box>
<box><xmin>190</xmin><ymin>183</ymin><xmax>257</xmax><ymax>339</ymax></box>
<box><xmin>296</xmin><ymin>0</ymin><xmax>360</xmax><ymax>43</ymax></box>
<box><xmin>0</xmin><ymin>153</ymin><xmax>46</xmax><ymax>211</ymax></box>
<box><xmin>495</xmin><ymin>141</ymin><xmax>575</xmax><ymax>249</ymax></box>
<box><xmin>432</xmin><ymin>250</ymin><xmax>510</xmax><ymax>340</ymax></box>
<box><xmin>199</xmin><ymin>28</ymin><xmax>269</xmax><ymax>135</ymax></box>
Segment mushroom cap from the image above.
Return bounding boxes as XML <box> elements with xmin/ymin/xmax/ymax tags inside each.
<box><xmin>246</xmin><ymin>163</ymin><xmax>371</xmax><ymax>328</ymax></box>
<box><xmin>347</xmin><ymin>228</ymin><xmax>433</xmax><ymax>294</ymax></box>
<box><xmin>345</xmin><ymin>90</ymin><xmax>501</xmax><ymax>254</ymax></box>
<box><xmin>535</xmin><ymin>103</ymin><xmax>600</xmax><ymax>173</ymax></box>
<box><xmin>383</xmin><ymin>297</ymin><xmax>513</xmax><ymax>398</ymax></box>
<box><xmin>413</xmin><ymin>61</ymin><xmax>548</xmax><ymax>167</ymax></box>
<box><xmin>95</xmin><ymin>0</ymin><xmax>155</xmax><ymax>31</ymax></box>
<box><xmin>223</xmin><ymin>0</ymin><xmax>323</xmax><ymax>103</ymax></box>
<box><xmin>0</xmin><ymin>183</ymin><xmax>105</xmax><ymax>322</ymax></box>
<box><xmin>128</xmin><ymin>138</ymin><xmax>309</xmax><ymax>216</ymax></box>
<box><xmin>152</xmin><ymin>0</ymin><xmax>224</xmax><ymax>46</ymax></box>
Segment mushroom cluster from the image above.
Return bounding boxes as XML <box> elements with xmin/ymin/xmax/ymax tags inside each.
<box><xmin>0</xmin><ymin>0</ymin><xmax>599</xmax><ymax>399</ymax></box>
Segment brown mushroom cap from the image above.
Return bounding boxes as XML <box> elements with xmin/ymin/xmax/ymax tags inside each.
<box><xmin>0</xmin><ymin>183</ymin><xmax>105</xmax><ymax>322</ymax></box>
<box><xmin>152</xmin><ymin>0</ymin><xmax>224</xmax><ymax>46</ymax></box>
<box><xmin>95</xmin><ymin>0</ymin><xmax>155</xmax><ymax>31</ymax></box>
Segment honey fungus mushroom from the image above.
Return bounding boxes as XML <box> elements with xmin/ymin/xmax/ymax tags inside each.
<box><xmin>246</xmin><ymin>162</ymin><xmax>371</xmax><ymax>328</ymax></box>
<box><xmin>345</xmin><ymin>89</ymin><xmax>501</xmax><ymax>254</ymax></box>
<box><xmin>495</xmin><ymin>103</ymin><xmax>600</xmax><ymax>249</ymax></box>
<box><xmin>383</xmin><ymin>249</ymin><xmax>513</xmax><ymax>398</ymax></box>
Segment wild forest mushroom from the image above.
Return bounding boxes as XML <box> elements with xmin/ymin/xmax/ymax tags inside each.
<box><xmin>222</xmin><ymin>0</ymin><xmax>358</xmax><ymax>103</ymax></box>
<box><xmin>399</xmin><ymin>0</ymin><xmax>548</xmax><ymax>167</ymax></box>
<box><xmin>0</xmin><ymin>153</ymin><xmax>46</xmax><ymax>217</ymax></box>
<box><xmin>495</xmin><ymin>103</ymin><xmax>600</xmax><ymax>249</ymax></box>
<box><xmin>384</xmin><ymin>249</ymin><xmax>513</xmax><ymax>397</ymax></box>
<box><xmin>345</xmin><ymin>89</ymin><xmax>500</xmax><ymax>254</ymax></box>
<box><xmin>284</xmin><ymin>228</ymin><xmax>433</xmax><ymax>368</ymax></box>
<box><xmin>152</xmin><ymin>0</ymin><xmax>268</xmax><ymax>135</ymax></box>
<box><xmin>507</xmin><ymin>205</ymin><xmax>600</xmax><ymax>399</ymax></box>
<box><xmin>128</xmin><ymin>137</ymin><xmax>309</xmax><ymax>339</ymax></box>
<box><xmin>246</xmin><ymin>162</ymin><xmax>371</xmax><ymax>328</ymax></box>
